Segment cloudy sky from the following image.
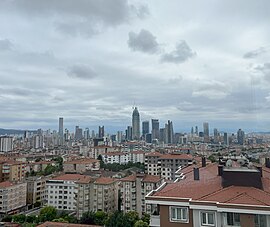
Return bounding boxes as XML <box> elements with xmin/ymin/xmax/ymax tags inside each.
<box><xmin>1</xmin><ymin>0</ymin><xmax>270</xmax><ymax>133</ymax></box>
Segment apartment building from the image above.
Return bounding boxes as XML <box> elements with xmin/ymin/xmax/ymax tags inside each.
<box><xmin>120</xmin><ymin>173</ymin><xmax>163</xmax><ymax>217</ymax></box>
<box><xmin>46</xmin><ymin>174</ymin><xmax>82</xmax><ymax>211</ymax></box>
<box><xmin>76</xmin><ymin>176</ymin><xmax>118</xmax><ymax>218</ymax></box>
<box><xmin>130</xmin><ymin>151</ymin><xmax>145</xmax><ymax>163</ymax></box>
<box><xmin>101</xmin><ymin>152</ymin><xmax>130</xmax><ymax>164</ymax></box>
<box><xmin>26</xmin><ymin>176</ymin><xmax>48</xmax><ymax>206</ymax></box>
<box><xmin>145</xmin><ymin>152</ymin><xmax>193</xmax><ymax>180</ymax></box>
<box><xmin>64</xmin><ymin>158</ymin><xmax>100</xmax><ymax>173</ymax></box>
<box><xmin>146</xmin><ymin>158</ymin><xmax>270</xmax><ymax>227</ymax></box>
<box><xmin>0</xmin><ymin>181</ymin><xmax>27</xmax><ymax>216</ymax></box>
<box><xmin>92</xmin><ymin>177</ymin><xmax>118</xmax><ymax>213</ymax></box>
<box><xmin>0</xmin><ymin>160</ymin><xmax>26</xmax><ymax>182</ymax></box>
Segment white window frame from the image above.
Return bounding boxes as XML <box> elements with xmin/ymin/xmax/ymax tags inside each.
<box><xmin>169</xmin><ymin>206</ymin><xmax>189</xmax><ymax>223</ymax></box>
<box><xmin>200</xmin><ymin>211</ymin><xmax>216</xmax><ymax>226</ymax></box>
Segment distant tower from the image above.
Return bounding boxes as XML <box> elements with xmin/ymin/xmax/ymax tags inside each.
<box><xmin>237</xmin><ymin>129</ymin><xmax>245</xmax><ymax>145</ymax></box>
<box><xmin>142</xmin><ymin>121</ymin><xmax>150</xmax><ymax>137</ymax></box>
<box><xmin>132</xmin><ymin>107</ymin><xmax>140</xmax><ymax>140</ymax></box>
<box><xmin>203</xmin><ymin>122</ymin><xmax>209</xmax><ymax>143</ymax></box>
<box><xmin>152</xmin><ymin>119</ymin><xmax>160</xmax><ymax>140</ymax></box>
<box><xmin>58</xmin><ymin>117</ymin><xmax>64</xmax><ymax>145</ymax></box>
<box><xmin>98</xmin><ymin>126</ymin><xmax>104</xmax><ymax>138</ymax></box>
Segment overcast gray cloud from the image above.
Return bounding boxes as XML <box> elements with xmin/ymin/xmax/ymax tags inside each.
<box><xmin>128</xmin><ymin>29</ymin><xmax>159</xmax><ymax>54</ymax></box>
<box><xmin>243</xmin><ymin>47</ymin><xmax>268</xmax><ymax>59</ymax></box>
<box><xmin>0</xmin><ymin>0</ymin><xmax>270</xmax><ymax>132</ymax></box>
<box><xmin>0</xmin><ymin>39</ymin><xmax>13</xmax><ymax>51</ymax></box>
<box><xmin>161</xmin><ymin>41</ymin><xmax>196</xmax><ymax>63</ymax></box>
<box><xmin>67</xmin><ymin>64</ymin><xmax>97</xmax><ymax>80</ymax></box>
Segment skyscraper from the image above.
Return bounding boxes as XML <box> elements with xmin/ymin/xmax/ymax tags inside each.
<box><xmin>152</xmin><ymin>119</ymin><xmax>159</xmax><ymax>140</ymax></box>
<box><xmin>59</xmin><ymin>117</ymin><xmax>64</xmax><ymax>145</ymax></box>
<box><xmin>203</xmin><ymin>122</ymin><xmax>209</xmax><ymax>143</ymax></box>
<box><xmin>98</xmin><ymin>126</ymin><xmax>104</xmax><ymax>138</ymax></box>
<box><xmin>132</xmin><ymin>107</ymin><xmax>140</xmax><ymax>140</ymax></box>
<box><xmin>166</xmin><ymin>120</ymin><xmax>174</xmax><ymax>144</ymax></box>
<box><xmin>237</xmin><ymin>129</ymin><xmax>245</xmax><ymax>145</ymax></box>
<box><xmin>224</xmin><ymin>132</ymin><xmax>229</xmax><ymax>146</ymax></box>
<box><xmin>126</xmin><ymin>126</ymin><xmax>132</xmax><ymax>141</ymax></box>
<box><xmin>142</xmin><ymin>121</ymin><xmax>150</xmax><ymax>137</ymax></box>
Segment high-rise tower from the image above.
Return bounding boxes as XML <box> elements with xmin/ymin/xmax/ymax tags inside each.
<box><xmin>59</xmin><ymin>117</ymin><xmax>64</xmax><ymax>145</ymax></box>
<box><xmin>132</xmin><ymin>107</ymin><xmax>140</xmax><ymax>140</ymax></box>
<box><xmin>203</xmin><ymin>122</ymin><xmax>209</xmax><ymax>143</ymax></box>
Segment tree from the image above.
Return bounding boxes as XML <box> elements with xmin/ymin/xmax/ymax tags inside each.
<box><xmin>25</xmin><ymin>215</ymin><xmax>38</xmax><ymax>223</ymax></box>
<box><xmin>94</xmin><ymin>210</ymin><xmax>107</xmax><ymax>225</ymax></box>
<box><xmin>39</xmin><ymin>206</ymin><xmax>57</xmax><ymax>222</ymax></box>
<box><xmin>105</xmin><ymin>211</ymin><xmax>139</xmax><ymax>227</ymax></box>
<box><xmin>12</xmin><ymin>214</ymin><xmax>26</xmax><ymax>224</ymax></box>
<box><xmin>2</xmin><ymin>215</ymin><xmax>12</xmax><ymax>222</ymax></box>
<box><xmin>134</xmin><ymin>220</ymin><xmax>149</xmax><ymax>227</ymax></box>
<box><xmin>125</xmin><ymin>211</ymin><xmax>139</xmax><ymax>226</ymax></box>
<box><xmin>142</xmin><ymin>213</ymin><xmax>150</xmax><ymax>224</ymax></box>
<box><xmin>80</xmin><ymin>211</ymin><xmax>95</xmax><ymax>224</ymax></box>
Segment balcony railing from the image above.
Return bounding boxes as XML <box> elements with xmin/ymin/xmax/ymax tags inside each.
<box><xmin>150</xmin><ymin>215</ymin><xmax>160</xmax><ymax>227</ymax></box>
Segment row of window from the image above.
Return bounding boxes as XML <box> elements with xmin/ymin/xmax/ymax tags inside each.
<box><xmin>170</xmin><ymin>206</ymin><xmax>267</xmax><ymax>227</ymax></box>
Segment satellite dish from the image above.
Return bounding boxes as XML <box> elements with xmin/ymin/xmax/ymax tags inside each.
<box><xmin>248</xmin><ymin>162</ymin><xmax>253</xmax><ymax>169</ymax></box>
<box><xmin>226</xmin><ymin>159</ymin><xmax>233</xmax><ymax>168</ymax></box>
<box><xmin>237</xmin><ymin>159</ymin><xmax>245</xmax><ymax>166</ymax></box>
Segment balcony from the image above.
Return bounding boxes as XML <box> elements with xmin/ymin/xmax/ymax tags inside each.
<box><xmin>150</xmin><ymin>215</ymin><xmax>160</xmax><ymax>227</ymax></box>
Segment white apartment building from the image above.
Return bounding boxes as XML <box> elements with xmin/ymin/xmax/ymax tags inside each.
<box><xmin>46</xmin><ymin>174</ymin><xmax>83</xmax><ymax>211</ymax></box>
<box><xmin>0</xmin><ymin>136</ymin><xmax>13</xmax><ymax>152</ymax></box>
<box><xmin>101</xmin><ymin>152</ymin><xmax>130</xmax><ymax>164</ymax></box>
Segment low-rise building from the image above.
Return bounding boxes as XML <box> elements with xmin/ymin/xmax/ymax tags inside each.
<box><xmin>64</xmin><ymin>158</ymin><xmax>100</xmax><ymax>173</ymax></box>
<box><xmin>0</xmin><ymin>181</ymin><xmax>27</xmax><ymax>216</ymax></box>
<box><xmin>101</xmin><ymin>152</ymin><xmax>130</xmax><ymax>164</ymax></box>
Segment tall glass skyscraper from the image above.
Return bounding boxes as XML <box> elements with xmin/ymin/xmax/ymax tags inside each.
<box><xmin>132</xmin><ymin>107</ymin><xmax>140</xmax><ymax>140</ymax></box>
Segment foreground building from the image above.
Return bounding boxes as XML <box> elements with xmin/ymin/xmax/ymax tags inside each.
<box><xmin>146</xmin><ymin>159</ymin><xmax>270</xmax><ymax>227</ymax></box>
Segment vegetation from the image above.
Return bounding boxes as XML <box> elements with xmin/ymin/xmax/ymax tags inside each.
<box><xmin>98</xmin><ymin>155</ymin><xmax>145</xmax><ymax>172</ymax></box>
<box><xmin>7</xmin><ymin>208</ymin><xmax>148</xmax><ymax>227</ymax></box>
<box><xmin>25</xmin><ymin>156</ymin><xmax>64</xmax><ymax>177</ymax></box>
<box><xmin>80</xmin><ymin>210</ymin><xmax>149</xmax><ymax>227</ymax></box>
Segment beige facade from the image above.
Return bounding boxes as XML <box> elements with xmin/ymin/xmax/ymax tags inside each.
<box><xmin>0</xmin><ymin>181</ymin><xmax>27</xmax><ymax>215</ymax></box>
<box><xmin>26</xmin><ymin>176</ymin><xmax>47</xmax><ymax>206</ymax></box>
<box><xmin>76</xmin><ymin>177</ymin><xmax>118</xmax><ymax>218</ymax></box>
<box><xmin>64</xmin><ymin>159</ymin><xmax>100</xmax><ymax>173</ymax></box>
<box><xmin>0</xmin><ymin>161</ymin><xmax>26</xmax><ymax>182</ymax></box>
<box><xmin>120</xmin><ymin>174</ymin><xmax>163</xmax><ymax>217</ymax></box>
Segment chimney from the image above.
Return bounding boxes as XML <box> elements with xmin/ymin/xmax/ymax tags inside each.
<box><xmin>257</xmin><ymin>166</ymin><xmax>263</xmax><ymax>177</ymax></box>
<box><xmin>194</xmin><ymin>167</ymin><xmax>200</xmax><ymax>180</ymax></box>
<box><xmin>202</xmin><ymin>157</ymin><xmax>206</xmax><ymax>167</ymax></box>
<box><xmin>218</xmin><ymin>165</ymin><xmax>223</xmax><ymax>176</ymax></box>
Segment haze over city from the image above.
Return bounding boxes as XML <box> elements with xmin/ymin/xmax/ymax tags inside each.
<box><xmin>1</xmin><ymin>0</ymin><xmax>270</xmax><ymax>132</ymax></box>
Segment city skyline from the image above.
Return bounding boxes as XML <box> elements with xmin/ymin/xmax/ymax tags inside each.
<box><xmin>1</xmin><ymin>1</ymin><xmax>270</xmax><ymax>131</ymax></box>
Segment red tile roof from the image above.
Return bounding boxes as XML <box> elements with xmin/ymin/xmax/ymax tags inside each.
<box><xmin>145</xmin><ymin>152</ymin><xmax>162</xmax><ymax>157</ymax></box>
<box><xmin>53</xmin><ymin>174</ymin><xmax>85</xmax><ymax>181</ymax></box>
<box><xmin>159</xmin><ymin>153</ymin><xmax>193</xmax><ymax>160</ymax></box>
<box><xmin>94</xmin><ymin>177</ymin><xmax>115</xmax><ymax>185</ymax></box>
<box><xmin>0</xmin><ymin>181</ymin><xmax>13</xmax><ymax>188</ymax></box>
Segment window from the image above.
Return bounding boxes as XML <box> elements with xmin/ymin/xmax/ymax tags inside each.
<box><xmin>255</xmin><ymin>214</ymin><xmax>267</xmax><ymax>227</ymax></box>
<box><xmin>201</xmin><ymin>211</ymin><xmax>215</xmax><ymax>226</ymax></box>
<box><xmin>170</xmin><ymin>206</ymin><xmax>188</xmax><ymax>222</ymax></box>
<box><xmin>225</xmin><ymin>213</ymin><xmax>240</xmax><ymax>226</ymax></box>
